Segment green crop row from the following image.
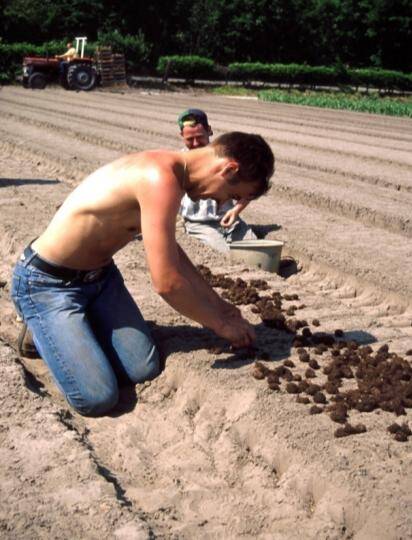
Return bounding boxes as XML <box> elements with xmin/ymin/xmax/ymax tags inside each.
<box><xmin>259</xmin><ymin>90</ymin><xmax>412</xmax><ymax>117</ymax></box>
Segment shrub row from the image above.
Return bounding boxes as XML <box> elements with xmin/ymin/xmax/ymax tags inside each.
<box><xmin>1</xmin><ymin>44</ymin><xmax>411</xmax><ymax>93</ymax></box>
<box><xmin>228</xmin><ymin>62</ymin><xmax>340</xmax><ymax>86</ymax></box>
<box><xmin>157</xmin><ymin>55</ymin><xmax>223</xmax><ymax>80</ymax></box>
<box><xmin>157</xmin><ymin>56</ymin><xmax>412</xmax><ymax>92</ymax></box>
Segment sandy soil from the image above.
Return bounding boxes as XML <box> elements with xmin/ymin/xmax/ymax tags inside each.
<box><xmin>0</xmin><ymin>85</ymin><xmax>411</xmax><ymax>539</ymax></box>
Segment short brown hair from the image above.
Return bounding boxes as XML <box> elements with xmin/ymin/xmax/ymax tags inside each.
<box><xmin>211</xmin><ymin>132</ymin><xmax>274</xmax><ymax>197</ymax></box>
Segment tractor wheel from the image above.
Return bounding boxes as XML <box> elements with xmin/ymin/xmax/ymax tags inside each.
<box><xmin>67</xmin><ymin>63</ymin><xmax>96</xmax><ymax>91</ymax></box>
<box><xmin>28</xmin><ymin>72</ymin><xmax>47</xmax><ymax>90</ymax></box>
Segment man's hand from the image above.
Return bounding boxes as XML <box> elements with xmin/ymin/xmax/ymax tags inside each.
<box><xmin>220</xmin><ymin>208</ymin><xmax>238</xmax><ymax>228</ymax></box>
<box><xmin>215</xmin><ymin>316</ymin><xmax>256</xmax><ymax>348</ymax></box>
<box><xmin>220</xmin><ymin>198</ymin><xmax>251</xmax><ymax>229</ymax></box>
<box><xmin>213</xmin><ymin>302</ymin><xmax>256</xmax><ymax>348</ymax></box>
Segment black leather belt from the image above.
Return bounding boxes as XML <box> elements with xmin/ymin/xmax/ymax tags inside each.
<box><xmin>23</xmin><ymin>245</ymin><xmax>110</xmax><ymax>283</ymax></box>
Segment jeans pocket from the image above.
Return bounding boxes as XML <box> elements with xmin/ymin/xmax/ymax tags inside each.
<box><xmin>28</xmin><ymin>270</ymin><xmax>67</xmax><ymax>287</ymax></box>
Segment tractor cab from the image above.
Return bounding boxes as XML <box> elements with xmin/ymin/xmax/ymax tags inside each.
<box><xmin>22</xmin><ymin>37</ymin><xmax>98</xmax><ymax>91</ymax></box>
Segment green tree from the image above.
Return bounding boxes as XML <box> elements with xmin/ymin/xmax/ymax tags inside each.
<box><xmin>3</xmin><ymin>0</ymin><xmax>105</xmax><ymax>42</ymax></box>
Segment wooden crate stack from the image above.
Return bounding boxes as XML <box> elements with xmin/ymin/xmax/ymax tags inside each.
<box><xmin>95</xmin><ymin>47</ymin><xmax>127</xmax><ymax>88</ymax></box>
<box><xmin>96</xmin><ymin>46</ymin><xmax>114</xmax><ymax>87</ymax></box>
<box><xmin>113</xmin><ymin>54</ymin><xmax>127</xmax><ymax>86</ymax></box>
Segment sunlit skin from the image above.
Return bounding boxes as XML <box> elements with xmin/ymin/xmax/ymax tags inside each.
<box><xmin>32</xmin><ymin>146</ymin><xmax>258</xmax><ymax>347</ymax></box>
<box><xmin>180</xmin><ymin>122</ymin><xmax>250</xmax><ymax>226</ymax></box>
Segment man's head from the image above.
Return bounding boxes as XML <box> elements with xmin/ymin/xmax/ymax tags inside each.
<box><xmin>178</xmin><ymin>108</ymin><xmax>213</xmax><ymax>150</ymax></box>
<box><xmin>67</xmin><ymin>42</ymin><xmax>73</xmax><ymax>49</ymax></box>
<box><xmin>184</xmin><ymin>131</ymin><xmax>274</xmax><ymax>204</ymax></box>
<box><xmin>211</xmin><ymin>132</ymin><xmax>274</xmax><ymax>199</ymax></box>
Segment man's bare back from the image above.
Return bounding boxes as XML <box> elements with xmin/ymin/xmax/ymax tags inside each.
<box><xmin>33</xmin><ymin>150</ymin><xmax>185</xmax><ymax>270</ymax></box>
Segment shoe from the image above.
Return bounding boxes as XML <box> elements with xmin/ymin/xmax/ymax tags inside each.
<box><xmin>17</xmin><ymin>324</ymin><xmax>40</xmax><ymax>359</ymax></box>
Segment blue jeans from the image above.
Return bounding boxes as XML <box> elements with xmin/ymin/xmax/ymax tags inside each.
<box><xmin>11</xmin><ymin>248</ymin><xmax>160</xmax><ymax>416</ymax></box>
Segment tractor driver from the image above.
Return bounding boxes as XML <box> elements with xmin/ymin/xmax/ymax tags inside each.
<box><xmin>55</xmin><ymin>42</ymin><xmax>77</xmax><ymax>78</ymax></box>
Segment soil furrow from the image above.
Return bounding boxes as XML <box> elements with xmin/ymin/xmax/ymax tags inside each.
<box><xmin>8</xmin><ymin>88</ymin><xmax>412</xmax><ymax>147</ymax></box>
<box><xmin>0</xmin><ymin>95</ymin><xmax>181</xmax><ymax>143</ymax></box>
<box><xmin>271</xmin><ymin>181</ymin><xmax>412</xmax><ymax>237</ymax></box>
<box><xmin>278</xmin><ymin>155</ymin><xmax>412</xmax><ymax>193</ymax></box>
<box><xmin>1</xmin><ymin>87</ymin><xmax>411</xmax><ymax>539</ymax></box>
<box><xmin>0</xmin><ymin>117</ymin><xmax>120</xmax><ymax>176</ymax></box>
<box><xmin>2</xmin><ymin>109</ymin><xmax>156</xmax><ymax>155</ymax></box>
<box><xmin>3</xmin><ymin>92</ymin><xmax>411</xmax><ymax>195</ymax></box>
<box><xmin>245</xmin><ymin>198</ymin><xmax>412</xmax><ymax>305</ymax></box>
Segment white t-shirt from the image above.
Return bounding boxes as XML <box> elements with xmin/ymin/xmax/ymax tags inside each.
<box><xmin>179</xmin><ymin>147</ymin><xmax>234</xmax><ymax>222</ymax></box>
<box><xmin>180</xmin><ymin>195</ymin><xmax>234</xmax><ymax>222</ymax></box>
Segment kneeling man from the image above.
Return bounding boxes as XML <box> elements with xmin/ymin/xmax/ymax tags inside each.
<box><xmin>11</xmin><ymin>132</ymin><xmax>274</xmax><ymax>416</ymax></box>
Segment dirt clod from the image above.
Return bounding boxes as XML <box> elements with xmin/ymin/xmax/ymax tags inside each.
<box><xmin>252</xmin><ymin>362</ymin><xmax>269</xmax><ymax>380</ymax></box>
<box><xmin>309</xmin><ymin>405</ymin><xmax>323</xmax><ymax>415</ymax></box>
<box><xmin>313</xmin><ymin>391</ymin><xmax>327</xmax><ymax>404</ymax></box>
<box><xmin>334</xmin><ymin>423</ymin><xmax>367</xmax><ymax>438</ymax></box>
<box><xmin>286</xmin><ymin>382</ymin><xmax>300</xmax><ymax>394</ymax></box>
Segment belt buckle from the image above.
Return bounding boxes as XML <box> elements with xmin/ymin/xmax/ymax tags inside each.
<box><xmin>83</xmin><ymin>269</ymin><xmax>102</xmax><ymax>283</ymax></box>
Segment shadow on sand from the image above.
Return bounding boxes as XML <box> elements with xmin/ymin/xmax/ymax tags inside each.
<box><xmin>0</xmin><ymin>178</ymin><xmax>60</xmax><ymax>188</ymax></box>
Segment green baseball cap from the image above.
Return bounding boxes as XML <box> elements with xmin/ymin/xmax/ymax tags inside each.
<box><xmin>178</xmin><ymin>108</ymin><xmax>209</xmax><ymax>130</ymax></box>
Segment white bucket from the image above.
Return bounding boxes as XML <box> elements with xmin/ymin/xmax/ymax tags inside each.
<box><xmin>229</xmin><ymin>240</ymin><xmax>284</xmax><ymax>273</ymax></box>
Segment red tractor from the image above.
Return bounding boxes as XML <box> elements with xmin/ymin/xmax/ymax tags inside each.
<box><xmin>22</xmin><ymin>37</ymin><xmax>98</xmax><ymax>91</ymax></box>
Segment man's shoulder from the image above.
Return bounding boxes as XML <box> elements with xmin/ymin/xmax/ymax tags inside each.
<box><xmin>136</xmin><ymin>150</ymin><xmax>180</xmax><ymax>174</ymax></box>
<box><xmin>116</xmin><ymin>151</ymin><xmax>183</xmax><ymax>194</ymax></box>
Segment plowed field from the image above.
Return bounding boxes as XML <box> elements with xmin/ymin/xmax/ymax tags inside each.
<box><xmin>0</xmin><ymin>86</ymin><xmax>411</xmax><ymax>539</ymax></box>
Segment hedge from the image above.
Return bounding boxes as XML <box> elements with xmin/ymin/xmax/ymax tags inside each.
<box><xmin>349</xmin><ymin>68</ymin><xmax>412</xmax><ymax>92</ymax></box>
<box><xmin>1</xmin><ymin>44</ymin><xmax>411</xmax><ymax>93</ymax></box>
<box><xmin>156</xmin><ymin>55</ymin><xmax>222</xmax><ymax>80</ymax></box>
<box><xmin>227</xmin><ymin>62</ymin><xmax>341</xmax><ymax>86</ymax></box>
<box><xmin>228</xmin><ymin>62</ymin><xmax>412</xmax><ymax>92</ymax></box>
<box><xmin>156</xmin><ymin>57</ymin><xmax>411</xmax><ymax>92</ymax></box>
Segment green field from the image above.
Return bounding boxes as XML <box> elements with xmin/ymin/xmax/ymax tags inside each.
<box><xmin>211</xmin><ymin>86</ymin><xmax>412</xmax><ymax>118</ymax></box>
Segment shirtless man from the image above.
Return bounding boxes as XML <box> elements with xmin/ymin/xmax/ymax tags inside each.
<box><xmin>11</xmin><ymin>131</ymin><xmax>274</xmax><ymax>416</ymax></box>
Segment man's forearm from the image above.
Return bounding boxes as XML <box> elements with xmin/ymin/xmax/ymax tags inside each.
<box><xmin>176</xmin><ymin>244</ymin><xmax>223</xmax><ymax>309</ymax></box>
<box><xmin>157</xmin><ymin>244</ymin><xmax>226</xmax><ymax>331</ymax></box>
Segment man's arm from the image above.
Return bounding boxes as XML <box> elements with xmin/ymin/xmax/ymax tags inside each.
<box><xmin>138</xmin><ymin>168</ymin><xmax>255</xmax><ymax>347</ymax></box>
<box><xmin>220</xmin><ymin>198</ymin><xmax>250</xmax><ymax>228</ymax></box>
<box><xmin>56</xmin><ymin>48</ymin><xmax>76</xmax><ymax>60</ymax></box>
